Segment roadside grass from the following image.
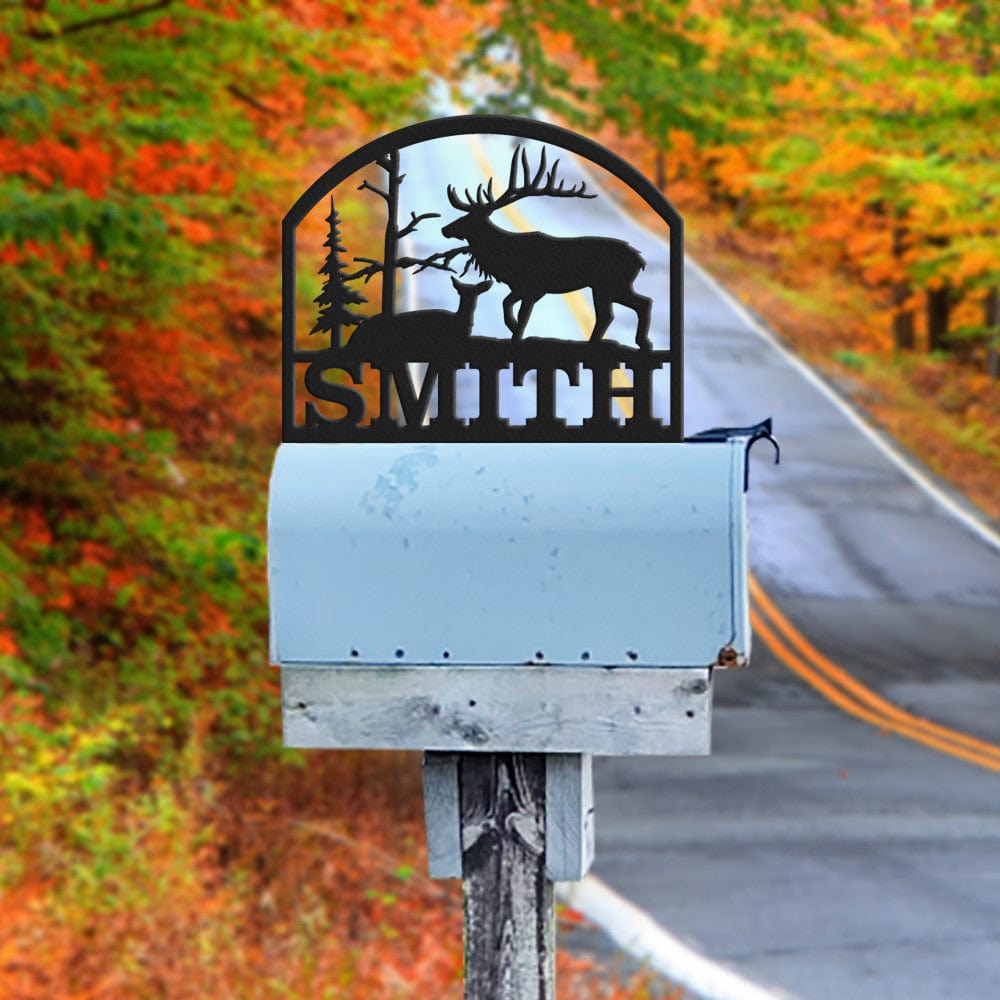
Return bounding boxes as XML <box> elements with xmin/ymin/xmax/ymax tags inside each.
<box><xmin>0</xmin><ymin>732</ymin><xmax>678</xmax><ymax>998</ymax></box>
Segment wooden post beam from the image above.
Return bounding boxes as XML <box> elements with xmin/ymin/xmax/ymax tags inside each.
<box><xmin>544</xmin><ymin>754</ymin><xmax>594</xmax><ymax>881</ymax></box>
<box><xmin>424</xmin><ymin>751</ymin><xmax>595</xmax><ymax>881</ymax></box>
<box><xmin>460</xmin><ymin>753</ymin><xmax>554</xmax><ymax>1000</ymax></box>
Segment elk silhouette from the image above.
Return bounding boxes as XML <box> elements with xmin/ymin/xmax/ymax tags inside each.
<box><xmin>346</xmin><ymin>277</ymin><xmax>493</xmax><ymax>356</ymax></box>
<box><xmin>442</xmin><ymin>147</ymin><xmax>652</xmax><ymax>350</ymax></box>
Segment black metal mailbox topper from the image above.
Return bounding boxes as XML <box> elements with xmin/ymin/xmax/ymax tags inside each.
<box><xmin>282</xmin><ymin>115</ymin><xmax>684</xmax><ymax>443</ymax></box>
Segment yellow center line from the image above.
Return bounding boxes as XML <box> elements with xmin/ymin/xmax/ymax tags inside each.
<box><xmin>749</xmin><ymin>605</ymin><xmax>1000</xmax><ymax>773</ymax></box>
<box><xmin>750</xmin><ymin>578</ymin><xmax>1000</xmax><ymax>768</ymax></box>
<box><xmin>463</xmin><ymin>133</ymin><xmax>1000</xmax><ymax>774</ymax></box>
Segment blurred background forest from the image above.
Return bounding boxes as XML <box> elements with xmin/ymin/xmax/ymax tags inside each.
<box><xmin>0</xmin><ymin>1</ymin><xmax>996</xmax><ymax>997</ymax></box>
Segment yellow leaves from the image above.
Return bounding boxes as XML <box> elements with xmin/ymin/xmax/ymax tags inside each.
<box><xmin>710</xmin><ymin>144</ymin><xmax>753</xmax><ymax>196</ymax></box>
<box><xmin>908</xmin><ymin>181</ymin><xmax>960</xmax><ymax>224</ymax></box>
<box><xmin>815</xmin><ymin>138</ymin><xmax>876</xmax><ymax>178</ymax></box>
<box><xmin>951</xmin><ymin>247</ymin><xmax>1000</xmax><ymax>286</ymax></box>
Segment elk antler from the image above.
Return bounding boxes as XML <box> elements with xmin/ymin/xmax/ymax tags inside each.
<box><xmin>446</xmin><ymin>146</ymin><xmax>597</xmax><ymax>214</ymax></box>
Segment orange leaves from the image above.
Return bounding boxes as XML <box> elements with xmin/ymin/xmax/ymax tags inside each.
<box><xmin>129</xmin><ymin>141</ymin><xmax>236</xmax><ymax>197</ymax></box>
<box><xmin>807</xmin><ymin>211</ymin><xmax>854</xmax><ymax>246</ymax></box>
<box><xmin>667</xmin><ymin>127</ymin><xmax>699</xmax><ymax>169</ymax></box>
<box><xmin>98</xmin><ymin>305</ymin><xmax>245</xmax><ymax>448</ymax></box>
<box><xmin>558</xmin><ymin>903</ymin><xmax>589</xmax><ymax>926</ymax></box>
<box><xmin>146</xmin><ymin>14</ymin><xmax>184</xmax><ymax>39</ymax></box>
<box><xmin>861</xmin><ymin>254</ymin><xmax>905</xmax><ymax>288</ymax></box>
<box><xmin>103</xmin><ymin>324</ymin><xmax>202</xmax><ymax>414</ymax></box>
<box><xmin>277</xmin><ymin>0</ymin><xmax>480</xmax><ymax>81</ymax></box>
<box><xmin>175</xmin><ymin>216</ymin><xmax>215</xmax><ymax>245</ymax></box>
<box><xmin>0</xmin><ymin>137</ymin><xmax>114</xmax><ymax>198</ymax></box>
<box><xmin>16</xmin><ymin>508</ymin><xmax>54</xmax><ymax>551</ymax></box>
<box><xmin>80</xmin><ymin>541</ymin><xmax>116</xmax><ymax>566</ymax></box>
<box><xmin>198</xmin><ymin>601</ymin><xmax>236</xmax><ymax>639</ymax></box>
<box><xmin>0</xmin><ymin>626</ymin><xmax>19</xmax><ymax>658</ymax></box>
<box><xmin>0</xmin><ymin>132</ymin><xmax>235</xmax><ymax>245</ymax></box>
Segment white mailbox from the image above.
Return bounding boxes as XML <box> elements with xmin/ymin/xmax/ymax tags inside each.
<box><xmin>269</xmin><ymin>440</ymin><xmax>748</xmax><ymax>756</ymax></box>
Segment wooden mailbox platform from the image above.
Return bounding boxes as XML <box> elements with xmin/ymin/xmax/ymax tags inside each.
<box><xmin>281</xmin><ymin>664</ymin><xmax>712</xmax><ymax>757</ymax></box>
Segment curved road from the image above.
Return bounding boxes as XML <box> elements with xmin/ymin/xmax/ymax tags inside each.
<box><xmin>377</xmin><ymin>128</ymin><xmax>1000</xmax><ymax>999</ymax></box>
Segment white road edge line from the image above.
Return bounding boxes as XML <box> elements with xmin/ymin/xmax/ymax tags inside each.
<box><xmin>685</xmin><ymin>256</ymin><xmax>1000</xmax><ymax>555</ymax></box>
<box><xmin>542</xmin><ymin>130</ymin><xmax>1000</xmax><ymax>555</ymax></box>
<box><xmin>521</xmin><ymin>105</ymin><xmax>1000</xmax><ymax>553</ymax></box>
<box><xmin>557</xmin><ymin>876</ymin><xmax>799</xmax><ymax>1000</ymax></box>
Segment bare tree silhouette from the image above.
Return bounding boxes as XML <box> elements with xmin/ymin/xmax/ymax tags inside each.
<box><xmin>350</xmin><ymin>151</ymin><xmax>467</xmax><ymax>315</ymax></box>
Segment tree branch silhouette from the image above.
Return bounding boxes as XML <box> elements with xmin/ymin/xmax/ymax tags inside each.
<box><xmin>345</xmin><ymin>257</ymin><xmax>383</xmax><ymax>283</ymax></box>
<box><xmin>27</xmin><ymin>0</ymin><xmax>173</xmax><ymax>38</ymax></box>
<box><xmin>226</xmin><ymin>84</ymin><xmax>280</xmax><ymax>117</ymax></box>
<box><xmin>397</xmin><ymin>246</ymin><xmax>470</xmax><ymax>274</ymax></box>
<box><xmin>357</xmin><ymin>180</ymin><xmax>390</xmax><ymax>204</ymax></box>
<box><xmin>397</xmin><ymin>211</ymin><xmax>441</xmax><ymax>240</ymax></box>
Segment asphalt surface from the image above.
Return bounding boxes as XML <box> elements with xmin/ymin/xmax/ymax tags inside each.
<box><xmin>358</xmin><ymin>127</ymin><xmax>1000</xmax><ymax>999</ymax></box>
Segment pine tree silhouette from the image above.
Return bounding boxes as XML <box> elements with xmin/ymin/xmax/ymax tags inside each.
<box><xmin>311</xmin><ymin>196</ymin><xmax>366</xmax><ymax>348</ymax></box>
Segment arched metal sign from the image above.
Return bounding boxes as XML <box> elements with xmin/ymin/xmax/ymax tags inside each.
<box><xmin>282</xmin><ymin>115</ymin><xmax>684</xmax><ymax>442</ymax></box>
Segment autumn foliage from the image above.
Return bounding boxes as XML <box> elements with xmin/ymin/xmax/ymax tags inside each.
<box><xmin>0</xmin><ymin>2</ymin><xmax>679</xmax><ymax>997</ymax></box>
<box><xmin>4</xmin><ymin>1</ymin><xmax>994</xmax><ymax>996</ymax></box>
<box><xmin>471</xmin><ymin>0</ymin><xmax>999</xmax><ymax>517</ymax></box>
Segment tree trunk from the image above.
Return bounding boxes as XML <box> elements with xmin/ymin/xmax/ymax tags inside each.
<box><xmin>892</xmin><ymin>227</ymin><xmax>914</xmax><ymax>352</ymax></box>
<box><xmin>381</xmin><ymin>149</ymin><xmax>400</xmax><ymax>317</ymax></box>
<box><xmin>893</xmin><ymin>290</ymin><xmax>915</xmax><ymax>352</ymax></box>
<box><xmin>986</xmin><ymin>286</ymin><xmax>999</xmax><ymax>380</ymax></box>
<box><xmin>654</xmin><ymin>149</ymin><xmax>666</xmax><ymax>192</ymax></box>
<box><xmin>927</xmin><ymin>283</ymin><xmax>951</xmax><ymax>353</ymax></box>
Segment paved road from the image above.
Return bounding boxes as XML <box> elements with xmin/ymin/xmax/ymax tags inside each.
<box><xmin>388</xmin><ymin>128</ymin><xmax>1000</xmax><ymax>999</ymax></box>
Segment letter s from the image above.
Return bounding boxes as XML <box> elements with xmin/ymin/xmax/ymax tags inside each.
<box><xmin>303</xmin><ymin>359</ymin><xmax>366</xmax><ymax>426</ymax></box>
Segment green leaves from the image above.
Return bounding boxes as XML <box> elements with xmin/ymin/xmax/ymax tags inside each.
<box><xmin>0</xmin><ymin>184</ymin><xmax>164</xmax><ymax>256</ymax></box>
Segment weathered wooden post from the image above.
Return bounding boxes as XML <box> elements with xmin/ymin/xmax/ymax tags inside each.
<box><xmin>269</xmin><ymin>116</ymin><xmax>774</xmax><ymax>997</ymax></box>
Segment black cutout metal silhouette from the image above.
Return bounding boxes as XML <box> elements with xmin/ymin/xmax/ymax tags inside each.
<box><xmin>686</xmin><ymin>417</ymin><xmax>781</xmax><ymax>491</ymax></box>
<box><xmin>282</xmin><ymin>115</ymin><xmax>684</xmax><ymax>443</ymax></box>
<box><xmin>441</xmin><ymin>147</ymin><xmax>652</xmax><ymax>349</ymax></box>
<box><xmin>311</xmin><ymin>198</ymin><xmax>367</xmax><ymax>348</ymax></box>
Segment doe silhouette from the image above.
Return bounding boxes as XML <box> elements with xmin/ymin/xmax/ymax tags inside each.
<box><xmin>347</xmin><ymin>277</ymin><xmax>493</xmax><ymax>356</ymax></box>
